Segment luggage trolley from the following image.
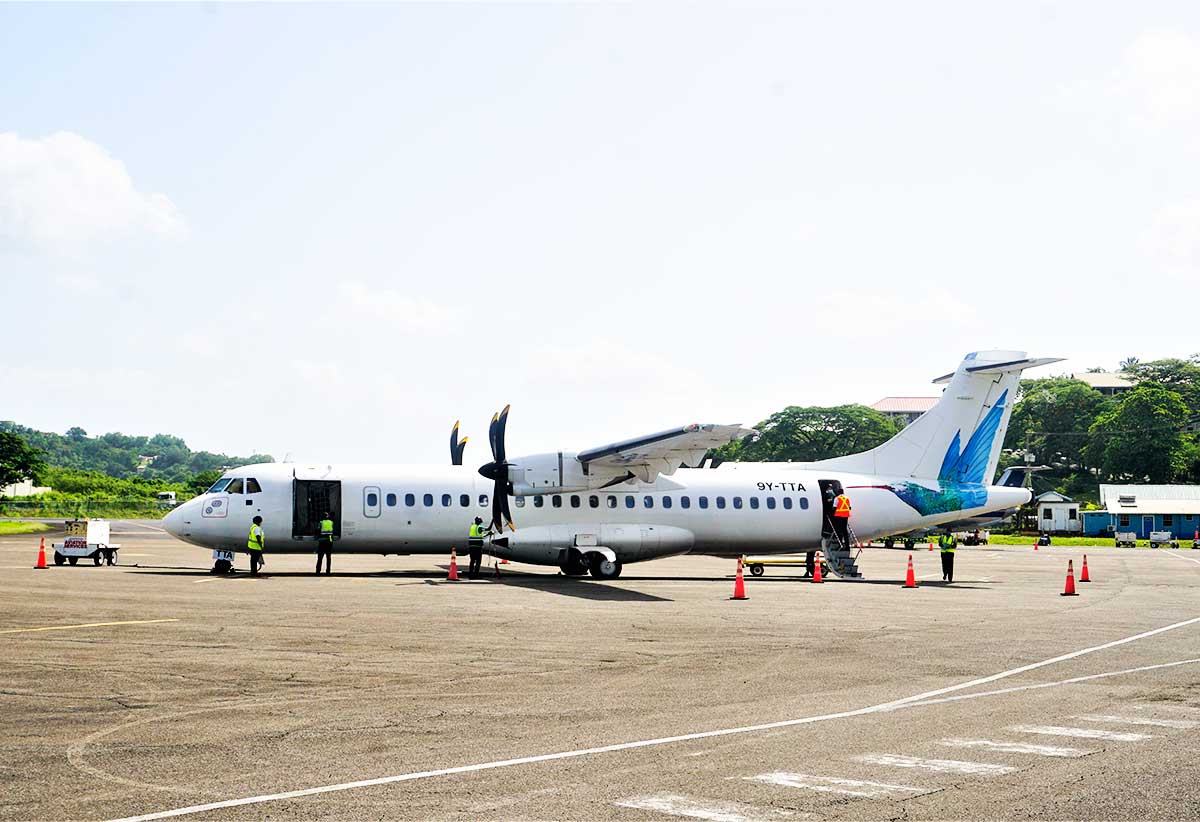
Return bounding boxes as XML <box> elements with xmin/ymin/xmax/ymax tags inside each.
<box><xmin>52</xmin><ymin>519</ymin><xmax>121</xmax><ymax>566</ymax></box>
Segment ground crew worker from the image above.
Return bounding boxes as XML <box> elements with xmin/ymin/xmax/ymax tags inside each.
<box><xmin>802</xmin><ymin>550</ymin><xmax>816</xmax><ymax>578</ymax></box>
<box><xmin>467</xmin><ymin>517</ymin><xmax>487</xmax><ymax>579</ymax></box>
<box><xmin>939</xmin><ymin>531</ymin><xmax>957</xmax><ymax>582</ymax></box>
<box><xmin>247</xmin><ymin>515</ymin><xmax>265</xmax><ymax>576</ymax></box>
<box><xmin>831</xmin><ymin>490</ymin><xmax>852</xmax><ymax>549</ymax></box>
<box><xmin>316</xmin><ymin>512</ymin><xmax>334</xmax><ymax>575</ymax></box>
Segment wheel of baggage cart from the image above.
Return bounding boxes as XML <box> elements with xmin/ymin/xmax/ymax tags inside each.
<box><xmin>749</xmin><ymin>564</ymin><xmax>764</xmax><ymax>576</ymax></box>
<box><xmin>93</xmin><ymin>551</ymin><xmax>102</xmax><ymax>566</ymax></box>
<box><xmin>54</xmin><ymin>551</ymin><xmax>65</xmax><ymax>566</ymax></box>
<box><xmin>68</xmin><ymin>556</ymin><xmax>78</xmax><ymax>566</ymax></box>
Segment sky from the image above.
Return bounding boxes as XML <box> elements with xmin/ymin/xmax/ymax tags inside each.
<box><xmin>3</xmin><ymin>2</ymin><xmax>1200</xmax><ymax>465</ymax></box>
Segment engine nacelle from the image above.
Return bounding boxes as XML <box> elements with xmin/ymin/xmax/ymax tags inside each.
<box><xmin>493</xmin><ymin>524</ymin><xmax>694</xmax><ymax>566</ymax></box>
<box><xmin>508</xmin><ymin>452</ymin><xmax>591</xmax><ymax>496</ymax></box>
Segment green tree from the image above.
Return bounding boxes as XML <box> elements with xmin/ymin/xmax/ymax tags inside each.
<box><xmin>0</xmin><ymin>432</ymin><xmax>46</xmax><ymax>489</ymax></box>
<box><xmin>716</xmin><ymin>405</ymin><xmax>899</xmax><ymax>463</ymax></box>
<box><xmin>1085</xmin><ymin>385</ymin><xmax>1192</xmax><ymax>482</ymax></box>
<box><xmin>1122</xmin><ymin>355</ymin><xmax>1200</xmax><ymax>416</ymax></box>
<box><xmin>1003</xmin><ymin>378</ymin><xmax>1110</xmax><ymax>469</ymax></box>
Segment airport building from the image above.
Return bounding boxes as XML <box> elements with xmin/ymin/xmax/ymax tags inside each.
<box><xmin>1082</xmin><ymin>484</ymin><xmax>1200</xmax><ymax>539</ymax></box>
<box><xmin>1034</xmin><ymin>491</ymin><xmax>1082</xmax><ymax>533</ymax></box>
<box><xmin>870</xmin><ymin>396</ymin><xmax>938</xmax><ymax>427</ymax></box>
<box><xmin>0</xmin><ymin>479</ymin><xmax>51</xmax><ymax>498</ymax></box>
<box><xmin>1069</xmin><ymin>371</ymin><xmax>1134</xmax><ymax>396</ymax></box>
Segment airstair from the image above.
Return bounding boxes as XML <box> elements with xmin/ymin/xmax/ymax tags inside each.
<box><xmin>821</xmin><ymin>518</ymin><xmax>864</xmax><ymax>579</ymax></box>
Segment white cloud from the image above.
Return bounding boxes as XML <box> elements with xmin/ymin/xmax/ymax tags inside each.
<box><xmin>0</xmin><ymin>131</ymin><xmax>185</xmax><ymax>250</ymax></box>
<box><xmin>335</xmin><ymin>281</ymin><xmax>458</xmax><ymax>333</ymax></box>
<box><xmin>1142</xmin><ymin>199</ymin><xmax>1200</xmax><ymax>280</ymax></box>
<box><xmin>1111</xmin><ymin>29</ymin><xmax>1200</xmax><ymax>128</ymax></box>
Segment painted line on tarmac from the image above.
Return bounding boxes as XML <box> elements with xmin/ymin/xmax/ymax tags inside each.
<box><xmin>0</xmin><ymin>619</ymin><xmax>179</xmax><ymax>635</ymax></box>
<box><xmin>615</xmin><ymin>794</ymin><xmax>789</xmax><ymax>821</ymax></box>
<box><xmin>743</xmin><ymin>772</ymin><xmax>924</xmax><ymax>798</ymax></box>
<box><xmin>1071</xmin><ymin>714</ymin><xmax>1199</xmax><ymax>729</ymax></box>
<box><xmin>106</xmin><ymin>616</ymin><xmax>1200</xmax><ymax>822</ymax></box>
<box><xmin>938</xmin><ymin>739</ymin><xmax>1092</xmax><ymax>757</ymax></box>
<box><xmin>118</xmin><ymin>523</ymin><xmax>168</xmax><ymax>533</ymax></box>
<box><xmin>855</xmin><ymin>754</ymin><xmax>1014</xmax><ymax>775</ymax></box>
<box><xmin>1162</xmin><ymin>551</ymin><xmax>1200</xmax><ymax>566</ymax></box>
<box><xmin>1009</xmin><ymin>724</ymin><xmax>1151</xmax><ymax>742</ymax></box>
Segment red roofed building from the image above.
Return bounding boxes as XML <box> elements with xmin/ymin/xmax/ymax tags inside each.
<box><xmin>870</xmin><ymin>396</ymin><xmax>939</xmax><ymax>427</ymax></box>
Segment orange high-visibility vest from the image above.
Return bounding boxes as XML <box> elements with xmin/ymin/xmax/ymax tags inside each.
<box><xmin>833</xmin><ymin>495</ymin><xmax>851</xmax><ymax>518</ymax></box>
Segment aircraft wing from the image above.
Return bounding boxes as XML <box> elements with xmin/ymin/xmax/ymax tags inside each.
<box><xmin>577</xmin><ymin>423</ymin><xmax>756</xmax><ymax>484</ymax></box>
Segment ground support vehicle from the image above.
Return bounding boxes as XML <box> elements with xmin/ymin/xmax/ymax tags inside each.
<box><xmin>957</xmin><ymin>530</ymin><xmax>990</xmax><ymax>546</ymax></box>
<box><xmin>1149</xmin><ymin>531</ymin><xmax>1179</xmax><ymax>549</ymax></box>
<box><xmin>1115</xmin><ymin>531</ymin><xmax>1137</xmax><ymax>548</ymax></box>
<box><xmin>742</xmin><ymin>554</ymin><xmax>829</xmax><ymax>578</ymax></box>
<box><xmin>52</xmin><ymin>519</ymin><xmax>120</xmax><ymax>566</ymax></box>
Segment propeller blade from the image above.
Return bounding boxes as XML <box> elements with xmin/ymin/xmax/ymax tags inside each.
<box><xmin>488</xmin><ymin>412</ymin><xmax>500</xmax><ymax>462</ymax></box>
<box><xmin>450</xmin><ymin>421</ymin><xmax>468</xmax><ymax>466</ymax></box>
<box><xmin>491</xmin><ymin>476</ymin><xmax>505</xmax><ymax>532</ymax></box>
<box><xmin>494</xmin><ymin>405</ymin><xmax>509</xmax><ymax>464</ymax></box>
<box><xmin>499</xmin><ymin>488</ymin><xmax>514</xmax><ymax>531</ymax></box>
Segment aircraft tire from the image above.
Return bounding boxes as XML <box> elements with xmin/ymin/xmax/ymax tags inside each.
<box><xmin>589</xmin><ymin>556</ymin><xmax>622</xmax><ymax>580</ymax></box>
<box><xmin>213</xmin><ymin>559</ymin><xmax>232</xmax><ymax>574</ymax></box>
<box><xmin>749</xmin><ymin>564</ymin><xmax>764</xmax><ymax>576</ymax></box>
<box><xmin>560</xmin><ymin>550</ymin><xmax>591</xmax><ymax>577</ymax></box>
<box><xmin>54</xmin><ymin>552</ymin><xmax>65</xmax><ymax>566</ymax></box>
<box><xmin>68</xmin><ymin>556</ymin><xmax>78</xmax><ymax>566</ymax></box>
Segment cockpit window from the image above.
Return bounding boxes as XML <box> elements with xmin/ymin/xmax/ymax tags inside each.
<box><xmin>225</xmin><ymin>478</ymin><xmax>244</xmax><ymax>494</ymax></box>
<box><xmin>246</xmin><ymin>478</ymin><xmax>262</xmax><ymax>494</ymax></box>
<box><xmin>207</xmin><ymin>478</ymin><xmax>232</xmax><ymax>494</ymax></box>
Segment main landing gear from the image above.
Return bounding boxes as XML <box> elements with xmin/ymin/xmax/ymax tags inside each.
<box><xmin>589</xmin><ymin>555</ymin><xmax>622</xmax><ymax>580</ymax></box>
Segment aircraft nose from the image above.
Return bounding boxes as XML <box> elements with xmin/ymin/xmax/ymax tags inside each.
<box><xmin>162</xmin><ymin>501</ymin><xmax>187</xmax><ymax>537</ymax></box>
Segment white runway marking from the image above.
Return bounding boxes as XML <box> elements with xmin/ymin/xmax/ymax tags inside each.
<box><xmin>1162</xmin><ymin>551</ymin><xmax>1200</xmax><ymax>565</ymax></box>
<box><xmin>615</xmin><ymin>794</ymin><xmax>789</xmax><ymax>821</ymax></box>
<box><xmin>0</xmin><ymin>619</ymin><xmax>179</xmax><ymax>635</ymax></box>
<box><xmin>855</xmin><ymin>754</ymin><xmax>1015</xmax><ymax>775</ymax></box>
<box><xmin>1009</xmin><ymin>725</ymin><xmax>1150</xmax><ymax>742</ymax></box>
<box><xmin>745</xmin><ymin>772</ymin><xmax>924</xmax><ymax>798</ymax></box>
<box><xmin>1072</xmin><ymin>714</ymin><xmax>1199</xmax><ymax>729</ymax></box>
<box><xmin>939</xmin><ymin>739</ymin><xmax>1092</xmax><ymax>757</ymax></box>
<box><xmin>107</xmin><ymin>616</ymin><xmax>1200</xmax><ymax>822</ymax></box>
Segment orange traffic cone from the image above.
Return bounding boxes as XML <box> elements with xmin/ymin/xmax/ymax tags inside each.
<box><xmin>1061</xmin><ymin>559</ymin><xmax>1079</xmax><ymax>596</ymax></box>
<box><xmin>928</xmin><ymin>540</ymin><xmax>934</xmax><ymax>551</ymax></box>
<box><xmin>1033</xmin><ymin>538</ymin><xmax>1038</xmax><ymax>551</ymax></box>
<box><xmin>731</xmin><ymin>557</ymin><xmax>748</xmax><ymax>600</ymax></box>
<box><xmin>447</xmin><ymin>547</ymin><xmax>460</xmax><ymax>581</ymax></box>
<box><xmin>903</xmin><ymin>554</ymin><xmax>917</xmax><ymax>588</ymax></box>
<box><xmin>500</xmin><ymin>557</ymin><xmax>509</xmax><ymax>564</ymax></box>
<box><xmin>1080</xmin><ymin>554</ymin><xmax>1091</xmax><ymax>582</ymax></box>
<box><xmin>34</xmin><ymin>537</ymin><xmax>47</xmax><ymax>570</ymax></box>
<box><xmin>812</xmin><ymin>551</ymin><xmax>823</xmax><ymax>583</ymax></box>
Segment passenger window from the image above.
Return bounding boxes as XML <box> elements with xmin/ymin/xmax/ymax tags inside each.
<box><xmin>799</xmin><ymin>497</ymin><xmax>809</xmax><ymax>509</ymax></box>
<box><xmin>367</xmin><ymin>492</ymin><xmax>378</xmax><ymax>507</ymax></box>
<box><xmin>245</xmin><ymin>478</ymin><xmax>262</xmax><ymax>494</ymax></box>
<box><xmin>662</xmin><ymin>496</ymin><xmax>672</xmax><ymax>509</ymax></box>
<box><xmin>733</xmin><ymin>497</ymin><xmax>743</xmax><ymax>509</ymax></box>
<box><xmin>423</xmin><ymin>493</ymin><xmax>433</xmax><ymax>507</ymax></box>
<box><xmin>515</xmin><ymin>496</ymin><xmax>526</xmax><ymax>508</ymax></box>
<box><xmin>570</xmin><ymin>495</ymin><xmax>581</xmax><ymax>508</ymax></box>
<box><xmin>589</xmin><ymin>495</ymin><xmax>599</xmax><ymax>508</ymax></box>
<box><xmin>699</xmin><ymin>496</ymin><xmax>709</xmax><ymax>509</ymax></box>
<box><xmin>460</xmin><ymin>494</ymin><xmax>470</xmax><ymax>507</ymax></box>
<box><xmin>643</xmin><ymin>496</ymin><xmax>654</xmax><ymax>509</ymax></box>
<box><xmin>552</xmin><ymin>496</ymin><xmax>563</xmax><ymax>508</ymax></box>
<box><xmin>441</xmin><ymin>493</ymin><xmax>451</xmax><ymax>507</ymax></box>
<box><xmin>226</xmin><ymin>478</ymin><xmax>244</xmax><ymax>494</ymax></box>
<box><xmin>681</xmin><ymin>496</ymin><xmax>691</xmax><ymax>509</ymax></box>
<box><xmin>716</xmin><ymin>496</ymin><xmax>726</xmax><ymax>509</ymax></box>
<box><xmin>766</xmin><ymin>497</ymin><xmax>776</xmax><ymax>510</ymax></box>
<box><xmin>405</xmin><ymin>493</ymin><xmax>415</xmax><ymax>506</ymax></box>
<box><xmin>479</xmin><ymin>494</ymin><xmax>489</xmax><ymax>507</ymax></box>
<box><xmin>534</xmin><ymin>495</ymin><xmax>544</xmax><ymax>508</ymax></box>
<box><xmin>386</xmin><ymin>493</ymin><xmax>397</xmax><ymax>507</ymax></box>
<box><xmin>783</xmin><ymin>497</ymin><xmax>793</xmax><ymax>510</ymax></box>
<box><xmin>749</xmin><ymin>497</ymin><xmax>759</xmax><ymax>510</ymax></box>
<box><xmin>607</xmin><ymin>495</ymin><xmax>617</xmax><ymax>509</ymax></box>
<box><xmin>625</xmin><ymin>495</ymin><xmax>635</xmax><ymax>509</ymax></box>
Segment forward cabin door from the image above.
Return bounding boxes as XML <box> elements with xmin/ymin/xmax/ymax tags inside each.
<box><xmin>292</xmin><ymin>477</ymin><xmax>342</xmax><ymax>542</ymax></box>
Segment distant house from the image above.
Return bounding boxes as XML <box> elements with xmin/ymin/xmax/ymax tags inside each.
<box><xmin>1034</xmin><ymin>491</ymin><xmax>1081</xmax><ymax>533</ymax></box>
<box><xmin>1070</xmin><ymin>372</ymin><xmax>1134</xmax><ymax>396</ymax></box>
<box><xmin>1096</xmin><ymin>484</ymin><xmax>1200</xmax><ymax>539</ymax></box>
<box><xmin>0</xmin><ymin>479</ymin><xmax>51</xmax><ymax>497</ymax></box>
<box><xmin>870</xmin><ymin>397</ymin><xmax>939</xmax><ymax>427</ymax></box>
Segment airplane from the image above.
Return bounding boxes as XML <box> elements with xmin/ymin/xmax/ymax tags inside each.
<box><xmin>163</xmin><ymin>350</ymin><xmax>1060</xmax><ymax>579</ymax></box>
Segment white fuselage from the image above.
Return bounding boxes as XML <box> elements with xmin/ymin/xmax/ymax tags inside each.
<box><xmin>163</xmin><ymin>462</ymin><xmax>1030</xmax><ymax>568</ymax></box>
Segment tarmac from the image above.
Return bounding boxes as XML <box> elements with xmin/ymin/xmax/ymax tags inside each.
<box><xmin>2</xmin><ymin>521</ymin><xmax>1199</xmax><ymax>821</ymax></box>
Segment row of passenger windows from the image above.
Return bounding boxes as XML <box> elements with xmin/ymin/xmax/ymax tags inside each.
<box><xmin>368</xmin><ymin>491</ymin><xmax>809</xmax><ymax>512</ymax></box>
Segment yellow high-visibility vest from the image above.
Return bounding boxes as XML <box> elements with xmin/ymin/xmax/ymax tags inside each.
<box><xmin>468</xmin><ymin>523</ymin><xmax>484</xmax><ymax>539</ymax></box>
<box><xmin>247</xmin><ymin>524</ymin><xmax>264</xmax><ymax>551</ymax></box>
<box><xmin>319</xmin><ymin>519</ymin><xmax>334</xmax><ymax>536</ymax></box>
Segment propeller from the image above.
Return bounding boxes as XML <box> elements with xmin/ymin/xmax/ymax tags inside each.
<box><xmin>478</xmin><ymin>405</ymin><xmax>515</xmax><ymax>532</ymax></box>
<box><xmin>449</xmin><ymin>421</ymin><xmax>468</xmax><ymax>466</ymax></box>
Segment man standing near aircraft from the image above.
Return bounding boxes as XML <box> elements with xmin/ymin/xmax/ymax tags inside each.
<box><xmin>939</xmin><ymin>531</ymin><xmax>957</xmax><ymax>582</ymax></box>
<box><xmin>247</xmin><ymin>515</ymin><xmax>264</xmax><ymax>576</ymax></box>
<box><xmin>832</xmin><ymin>489</ymin><xmax>852</xmax><ymax>549</ymax></box>
<box><xmin>467</xmin><ymin>516</ymin><xmax>487</xmax><ymax>579</ymax></box>
<box><xmin>316</xmin><ymin>512</ymin><xmax>334</xmax><ymax>575</ymax></box>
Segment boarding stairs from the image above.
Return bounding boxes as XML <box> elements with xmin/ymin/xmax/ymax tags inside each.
<box><xmin>821</xmin><ymin>518</ymin><xmax>864</xmax><ymax>579</ymax></box>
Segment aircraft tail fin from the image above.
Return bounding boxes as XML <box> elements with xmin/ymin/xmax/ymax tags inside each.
<box><xmin>814</xmin><ymin>351</ymin><xmax>1062</xmax><ymax>484</ymax></box>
